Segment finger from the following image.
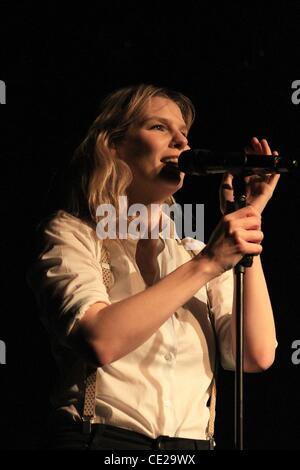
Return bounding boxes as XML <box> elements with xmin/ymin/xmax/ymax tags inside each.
<box><xmin>225</xmin><ymin>204</ymin><xmax>261</xmax><ymax>220</ymax></box>
<box><xmin>267</xmin><ymin>172</ymin><xmax>280</xmax><ymax>188</ymax></box>
<box><xmin>260</xmin><ymin>138</ymin><xmax>272</xmax><ymax>155</ymax></box>
<box><xmin>241</xmin><ymin>241</ymin><xmax>263</xmax><ymax>256</ymax></box>
<box><xmin>236</xmin><ymin>229</ymin><xmax>264</xmax><ymax>244</ymax></box>
<box><xmin>264</xmin><ymin>149</ymin><xmax>280</xmax><ymax>184</ymax></box>
<box><xmin>230</xmin><ymin>216</ymin><xmax>262</xmax><ymax>231</ymax></box>
<box><xmin>221</xmin><ymin>172</ymin><xmax>233</xmax><ymax>188</ymax></box>
<box><xmin>234</xmin><ymin>235</ymin><xmax>263</xmax><ymax>256</ymax></box>
<box><xmin>220</xmin><ymin>172</ymin><xmax>234</xmax><ymax>204</ymax></box>
<box><xmin>251</xmin><ymin>136</ymin><xmax>262</xmax><ymax>153</ymax></box>
<box><xmin>271</xmin><ymin>151</ymin><xmax>281</xmax><ymax>184</ymax></box>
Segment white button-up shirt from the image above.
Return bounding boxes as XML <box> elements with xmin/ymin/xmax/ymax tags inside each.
<box><xmin>28</xmin><ymin>210</ymin><xmax>234</xmax><ymax>440</ymax></box>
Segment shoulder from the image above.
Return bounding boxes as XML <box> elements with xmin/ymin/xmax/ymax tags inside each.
<box><xmin>42</xmin><ymin>210</ymin><xmax>96</xmax><ymax>238</ymax></box>
<box><xmin>36</xmin><ymin>210</ymin><xmax>100</xmax><ymax>255</ymax></box>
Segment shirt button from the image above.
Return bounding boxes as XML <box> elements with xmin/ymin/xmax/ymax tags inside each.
<box><xmin>163</xmin><ymin>399</ymin><xmax>172</xmax><ymax>407</ymax></box>
<box><xmin>164</xmin><ymin>352</ymin><xmax>173</xmax><ymax>362</ymax></box>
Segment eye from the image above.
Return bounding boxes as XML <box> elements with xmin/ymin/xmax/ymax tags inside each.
<box><xmin>151</xmin><ymin>124</ymin><xmax>166</xmax><ymax>131</ymax></box>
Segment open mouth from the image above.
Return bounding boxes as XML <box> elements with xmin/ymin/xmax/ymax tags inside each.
<box><xmin>164</xmin><ymin>161</ymin><xmax>179</xmax><ymax>169</ymax></box>
<box><xmin>161</xmin><ymin>157</ymin><xmax>179</xmax><ymax>166</ymax></box>
<box><xmin>160</xmin><ymin>161</ymin><xmax>181</xmax><ymax>180</ymax></box>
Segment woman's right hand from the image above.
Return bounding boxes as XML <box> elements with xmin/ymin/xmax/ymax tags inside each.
<box><xmin>197</xmin><ymin>205</ymin><xmax>263</xmax><ymax>275</ymax></box>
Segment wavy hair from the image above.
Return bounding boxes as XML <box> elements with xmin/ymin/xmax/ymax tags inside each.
<box><xmin>65</xmin><ymin>84</ymin><xmax>195</xmax><ymax>224</ymax></box>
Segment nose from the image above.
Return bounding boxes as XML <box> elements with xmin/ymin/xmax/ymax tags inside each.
<box><xmin>170</xmin><ymin>131</ymin><xmax>188</xmax><ymax>150</ymax></box>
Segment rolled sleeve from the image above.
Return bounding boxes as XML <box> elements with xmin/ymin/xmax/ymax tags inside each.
<box><xmin>27</xmin><ymin>211</ymin><xmax>111</xmax><ymax>345</ymax></box>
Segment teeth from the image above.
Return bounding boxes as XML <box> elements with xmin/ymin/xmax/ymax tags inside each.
<box><xmin>164</xmin><ymin>158</ymin><xmax>178</xmax><ymax>164</ymax></box>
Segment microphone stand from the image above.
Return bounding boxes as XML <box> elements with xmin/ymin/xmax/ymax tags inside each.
<box><xmin>231</xmin><ymin>174</ymin><xmax>253</xmax><ymax>451</ymax></box>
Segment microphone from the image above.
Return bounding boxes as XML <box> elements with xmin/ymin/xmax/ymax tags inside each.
<box><xmin>178</xmin><ymin>149</ymin><xmax>298</xmax><ymax>176</ymax></box>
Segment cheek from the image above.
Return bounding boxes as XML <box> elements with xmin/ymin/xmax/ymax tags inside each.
<box><xmin>120</xmin><ymin>136</ymin><xmax>160</xmax><ymax>163</ymax></box>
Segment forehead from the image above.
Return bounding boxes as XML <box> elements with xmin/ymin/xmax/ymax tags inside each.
<box><xmin>140</xmin><ymin>96</ymin><xmax>185</xmax><ymax>125</ymax></box>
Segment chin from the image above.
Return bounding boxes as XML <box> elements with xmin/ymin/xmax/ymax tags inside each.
<box><xmin>155</xmin><ymin>178</ymin><xmax>183</xmax><ymax>203</ymax></box>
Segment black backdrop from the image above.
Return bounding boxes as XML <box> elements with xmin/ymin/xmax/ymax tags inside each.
<box><xmin>0</xmin><ymin>0</ymin><xmax>299</xmax><ymax>450</ymax></box>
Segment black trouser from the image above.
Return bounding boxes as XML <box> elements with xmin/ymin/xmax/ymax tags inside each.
<box><xmin>48</xmin><ymin>423</ymin><xmax>213</xmax><ymax>450</ymax></box>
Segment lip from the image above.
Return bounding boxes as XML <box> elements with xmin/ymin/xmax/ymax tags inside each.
<box><xmin>160</xmin><ymin>156</ymin><xmax>179</xmax><ymax>166</ymax></box>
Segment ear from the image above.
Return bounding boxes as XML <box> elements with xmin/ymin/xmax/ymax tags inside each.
<box><xmin>109</xmin><ymin>141</ymin><xmax>123</xmax><ymax>159</ymax></box>
<box><xmin>108</xmin><ymin>140</ymin><xmax>117</xmax><ymax>153</ymax></box>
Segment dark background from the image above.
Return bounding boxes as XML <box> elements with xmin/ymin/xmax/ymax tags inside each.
<box><xmin>0</xmin><ymin>0</ymin><xmax>299</xmax><ymax>450</ymax></box>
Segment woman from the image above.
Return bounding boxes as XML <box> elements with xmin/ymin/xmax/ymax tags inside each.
<box><xmin>28</xmin><ymin>84</ymin><xmax>279</xmax><ymax>450</ymax></box>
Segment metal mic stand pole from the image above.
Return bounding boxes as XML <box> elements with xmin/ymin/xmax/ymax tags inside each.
<box><xmin>231</xmin><ymin>174</ymin><xmax>253</xmax><ymax>451</ymax></box>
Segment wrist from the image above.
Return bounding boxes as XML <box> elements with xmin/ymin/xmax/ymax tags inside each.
<box><xmin>193</xmin><ymin>250</ymin><xmax>225</xmax><ymax>280</ymax></box>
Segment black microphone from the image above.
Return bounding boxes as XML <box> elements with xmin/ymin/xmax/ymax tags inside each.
<box><xmin>178</xmin><ymin>149</ymin><xmax>298</xmax><ymax>176</ymax></box>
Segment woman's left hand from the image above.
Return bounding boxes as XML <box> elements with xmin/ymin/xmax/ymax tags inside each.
<box><xmin>220</xmin><ymin>137</ymin><xmax>280</xmax><ymax>215</ymax></box>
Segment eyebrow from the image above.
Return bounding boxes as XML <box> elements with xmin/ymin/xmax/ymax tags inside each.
<box><xmin>142</xmin><ymin>116</ymin><xmax>188</xmax><ymax>134</ymax></box>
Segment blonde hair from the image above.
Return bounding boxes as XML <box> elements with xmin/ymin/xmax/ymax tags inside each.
<box><xmin>65</xmin><ymin>83</ymin><xmax>195</xmax><ymax>224</ymax></box>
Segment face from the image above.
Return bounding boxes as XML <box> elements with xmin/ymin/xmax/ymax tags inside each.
<box><xmin>115</xmin><ymin>96</ymin><xmax>190</xmax><ymax>205</ymax></box>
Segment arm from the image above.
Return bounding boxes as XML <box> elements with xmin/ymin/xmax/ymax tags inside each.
<box><xmin>73</xmin><ymin>205</ymin><xmax>263</xmax><ymax>367</ymax></box>
<box><xmin>232</xmin><ymin>255</ymin><xmax>276</xmax><ymax>372</ymax></box>
<box><xmin>72</xmin><ymin>254</ymin><xmax>220</xmax><ymax>366</ymax></box>
<box><xmin>50</xmin><ymin>138</ymin><xmax>275</xmax><ymax>369</ymax></box>
<box><xmin>221</xmin><ymin>137</ymin><xmax>280</xmax><ymax>372</ymax></box>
